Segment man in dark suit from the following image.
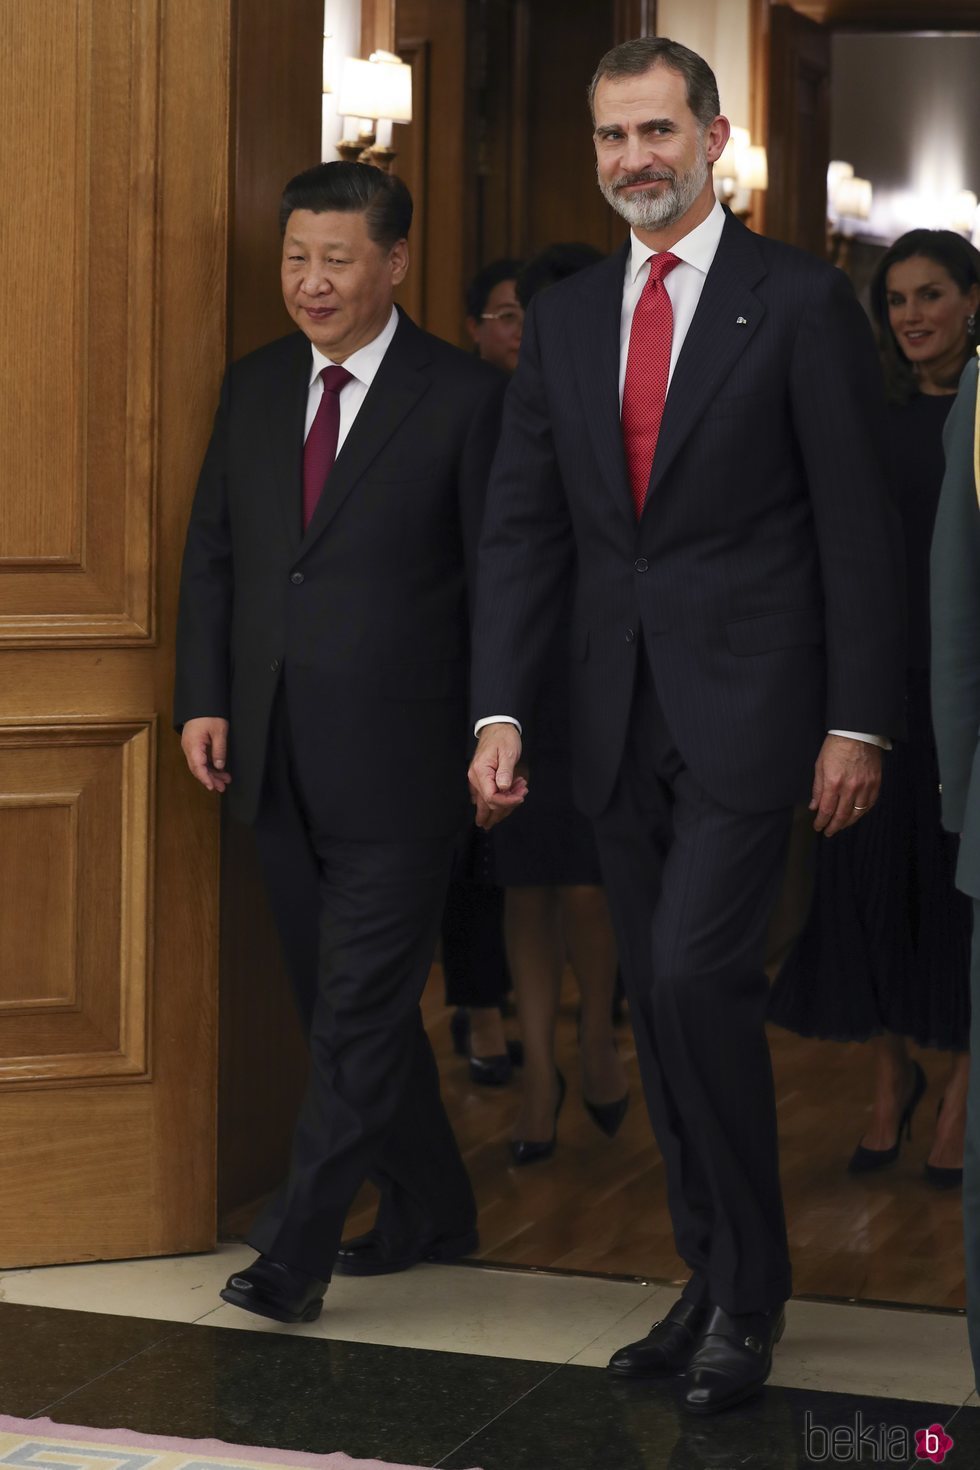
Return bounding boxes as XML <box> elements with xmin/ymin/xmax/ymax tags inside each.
<box><xmin>176</xmin><ymin>162</ymin><xmax>503</xmax><ymax>1324</ymax></box>
<box><xmin>469</xmin><ymin>38</ymin><xmax>904</xmax><ymax>1413</ymax></box>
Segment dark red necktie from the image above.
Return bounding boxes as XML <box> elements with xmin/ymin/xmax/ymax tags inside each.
<box><xmin>302</xmin><ymin>365</ymin><xmax>353</xmax><ymax>531</ymax></box>
<box><xmin>621</xmin><ymin>251</ymin><xmax>681</xmax><ymax>519</ymax></box>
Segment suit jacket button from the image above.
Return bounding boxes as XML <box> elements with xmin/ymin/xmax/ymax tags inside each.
<box><xmin>625</xmin><ymin>628</ymin><xmax>635</xmax><ymax>644</ymax></box>
<box><xmin>634</xmin><ymin>557</ymin><xmax>649</xmax><ymax>573</ymax></box>
<box><xmin>290</xmin><ymin>571</ymin><xmax>304</xmax><ymax>585</ymax></box>
<box><xmin>270</xmin><ymin>659</ymin><xmax>281</xmax><ymax>672</ymax></box>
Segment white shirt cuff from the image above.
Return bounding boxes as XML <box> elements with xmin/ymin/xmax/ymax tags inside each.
<box><xmin>829</xmin><ymin>729</ymin><xmax>892</xmax><ymax>751</ymax></box>
<box><xmin>475</xmin><ymin>716</ymin><xmax>523</xmax><ymax>736</ymax></box>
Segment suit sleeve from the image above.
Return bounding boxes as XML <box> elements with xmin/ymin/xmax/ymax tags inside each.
<box><xmin>469</xmin><ymin>301</ymin><xmax>575</xmax><ymax>730</ymax></box>
<box><xmin>931</xmin><ymin>358</ymin><xmax>980</xmax><ymax>834</ymax></box>
<box><xmin>787</xmin><ymin>267</ymin><xmax>906</xmax><ymax>736</ymax></box>
<box><xmin>173</xmin><ymin>372</ymin><xmax>234</xmax><ymax>728</ymax></box>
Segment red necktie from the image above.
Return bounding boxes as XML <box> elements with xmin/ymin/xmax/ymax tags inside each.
<box><xmin>621</xmin><ymin>252</ymin><xmax>681</xmax><ymax>519</ymax></box>
<box><xmin>302</xmin><ymin>365</ymin><xmax>353</xmax><ymax>531</ymax></box>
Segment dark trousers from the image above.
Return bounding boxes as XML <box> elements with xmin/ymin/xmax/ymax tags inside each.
<box><xmin>246</xmin><ymin>699</ymin><xmax>476</xmax><ymax>1280</ymax></box>
<box><xmin>593</xmin><ymin>658</ymin><xmax>793</xmax><ymax>1314</ymax></box>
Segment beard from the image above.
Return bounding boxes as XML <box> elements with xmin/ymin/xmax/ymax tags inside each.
<box><xmin>599</xmin><ymin>149</ymin><xmax>710</xmax><ymax>231</ymax></box>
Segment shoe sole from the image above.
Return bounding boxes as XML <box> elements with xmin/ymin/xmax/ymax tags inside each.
<box><xmin>334</xmin><ymin>1230</ymin><xmax>479</xmax><ymax>1277</ymax></box>
<box><xmin>219</xmin><ymin>1287</ymin><xmax>323</xmax><ymax>1324</ymax></box>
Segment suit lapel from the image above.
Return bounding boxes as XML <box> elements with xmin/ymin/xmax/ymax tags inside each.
<box><xmin>645</xmin><ymin>212</ymin><xmax>767</xmax><ymax>501</ymax></box>
<box><xmin>266</xmin><ymin>334</ymin><xmax>314</xmax><ymax>557</ymax></box>
<box><xmin>299</xmin><ymin>313</ymin><xmax>430</xmax><ymax>552</ymax></box>
<box><xmin>571</xmin><ymin>243</ymin><xmax>634</xmax><ymax>527</ymax></box>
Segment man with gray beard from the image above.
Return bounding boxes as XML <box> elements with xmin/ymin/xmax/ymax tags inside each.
<box><xmin>468</xmin><ymin>38</ymin><xmax>904</xmax><ymax>1413</ymax></box>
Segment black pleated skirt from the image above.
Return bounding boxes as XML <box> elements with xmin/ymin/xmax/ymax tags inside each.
<box><xmin>769</xmin><ymin>673</ymin><xmax>971</xmax><ymax>1051</ymax></box>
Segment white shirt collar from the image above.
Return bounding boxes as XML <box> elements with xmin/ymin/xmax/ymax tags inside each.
<box><xmin>308</xmin><ymin>304</ymin><xmax>400</xmax><ymax>388</ymax></box>
<box><xmin>627</xmin><ymin>198</ymin><xmax>726</xmax><ymax>284</ymax></box>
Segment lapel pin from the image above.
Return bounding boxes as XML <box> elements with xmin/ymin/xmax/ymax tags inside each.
<box><xmin>736</xmin><ymin>315</ymin><xmax>748</xmax><ymax>326</ymax></box>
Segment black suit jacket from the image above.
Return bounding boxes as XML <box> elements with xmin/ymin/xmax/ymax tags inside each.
<box><xmin>472</xmin><ymin>212</ymin><xmax>905</xmax><ymax>817</ymax></box>
<box><xmin>175</xmin><ymin>311</ymin><xmax>504</xmax><ymax>837</ymax></box>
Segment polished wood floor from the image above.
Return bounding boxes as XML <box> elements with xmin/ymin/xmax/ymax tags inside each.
<box><xmin>343</xmin><ymin>967</ymin><xmax>966</xmax><ymax>1311</ymax></box>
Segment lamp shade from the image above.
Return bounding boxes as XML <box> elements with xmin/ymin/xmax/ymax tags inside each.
<box><xmin>835</xmin><ymin>176</ymin><xmax>872</xmax><ymax>221</ymax></box>
<box><xmin>368</xmin><ymin>50</ymin><xmax>412</xmax><ymax>124</ymax></box>
<box><xmin>827</xmin><ymin>160</ymin><xmax>854</xmax><ymax>213</ymax></box>
<box><xmin>736</xmin><ymin>145</ymin><xmax>768</xmax><ymax>192</ymax></box>
<box><xmin>715</xmin><ymin>125</ymin><xmax>751</xmax><ymax>182</ymax></box>
<box><xmin>338</xmin><ymin>57</ymin><xmax>383</xmax><ymax>119</ymax></box>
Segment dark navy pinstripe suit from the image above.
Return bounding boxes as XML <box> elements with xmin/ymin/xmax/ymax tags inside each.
<box><xmin>473</xmin><ymin>211</ymin><xmax>905</xmax><ymax>1313</ymax></box>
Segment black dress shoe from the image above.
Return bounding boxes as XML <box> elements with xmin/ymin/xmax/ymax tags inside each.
<box><xmin>847</xmin><ymin>1060</ymin><xmax>926</xmax><ymax>1173</ymax></box>
<box><xmin>220</xmin><ymin>1255</ymin><xmax>327</xmax><ymax>1324</ymax></box>
<box><xmin>334</xmin><ymin>1224</ymin><xmax>479</xmax><ymax>1276</ymax></box>
<box><xmin>683</xmin><ymin>1303</ymin><xmax>786</xmax><ymax>1415</ymax></box>
<box><xmin>509</xmin><ymin>1070</ymin><xmax>566</xmax><ymax>1165</ymax></box>
<box><xmin>450</xmin><ymin>1007</ymin><xmax>523</xmax><ymax>1086</ymax></box>
<box><xmin>584</xmin><ymin>1091</ymin><xmax>629</xmax><ymax>1138</ymax></box>
<box><xmin>607</xmin><ymin>1296</ymin><xmax>708</xmax><ymax>1377</ymax></box>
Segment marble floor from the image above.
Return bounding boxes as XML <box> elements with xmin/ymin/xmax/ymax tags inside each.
<box><xmin>0</xmin><ymin>1249</ymin><xmax>976</xmax><ymax>1468</ymax></box>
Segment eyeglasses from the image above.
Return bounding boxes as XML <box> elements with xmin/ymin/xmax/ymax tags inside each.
<box><xmin>479</xmin><ymin>309</ymin><xmax>524</xmax><ymax>327</ymax></box>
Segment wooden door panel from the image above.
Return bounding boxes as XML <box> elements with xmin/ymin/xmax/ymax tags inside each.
<box><xmin>0</xmin><ymin>0</ymin><xmax>227</xmax><ymax>1268</ymax></box>
<box><xmin>766</xmin><ymin>4</ymin><xmax>831</xmax><ymax>255</ymax></box>
<box><xmin>0</xmin><ymin>0</ymin><xmax>156</xmax><ymax>638</ymax></box>
<box><xmin>0</xmin><ymin>722</ymin><xmax>152</xmax><ymax>1082</ymax></box>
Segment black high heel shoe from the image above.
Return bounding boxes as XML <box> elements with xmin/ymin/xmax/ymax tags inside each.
<box><xmin>510</xmin><ymin>1071</ymin><xmax>566</xmax><ymax>1165</ymax></box>
<box><xmin>450</xmin><ymin>1007</ymin><xmax>523</xmax><ymax>1086</ymax></box>
<box><xmin>924</xmin><ymin>1099</ymin><xmax>964</xmax><ymax>1189</ymax></box>
<box><xmin>847</xmin><ymin>1059</ymin><xmax>927</xmax><ymax>1174</ymax></box>
<box><xmin>584</xmin><ymin>1090</ymin><xmax>630</xmax><ymax>1138</ymax></box>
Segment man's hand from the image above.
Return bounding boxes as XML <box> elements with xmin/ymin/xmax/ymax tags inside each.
<box><xmin>468</xmin><ymin>722</ymin><xmax>528</xmax><ymax>829</ymax></box>
<box><xmin>810</xmin><ymin>734</ymin><xmax>881</xmax><ymax>837</ymax></box>
<box><xmin>180</xmin><ymin>716</ymin><xmax>232</xmax><ymax>794</ymax></box>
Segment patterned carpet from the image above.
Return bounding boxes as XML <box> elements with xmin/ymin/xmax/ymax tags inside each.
<box><xmin>0</xmin><ymin>1416</ymin><xmax>480</xmax><ymax>1470</ymax></box>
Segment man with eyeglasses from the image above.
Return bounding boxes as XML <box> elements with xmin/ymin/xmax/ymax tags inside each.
<box><xmin>465</xmin><ymin>258</ymin><xmax>525</xmax><ymax>375</ymax></box>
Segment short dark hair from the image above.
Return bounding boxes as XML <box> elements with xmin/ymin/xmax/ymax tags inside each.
<box><xmin>465</xmin><ymin>257</ymin><xmax>525</xmax><ymax>320</ymax></box>
<box><xmin>279</xmin><ymin>161</ymin><xmax>413</xmax><ymax>249</ymax></box>
<box><xmin>517</xmin><ymin>243</ymin><xmax>605</xmax><ymax>308</ymax></box>
<box><xmin>870</xmin><ymin>228</ymin><xmax>980</xmax><ymax>403</ymax></box>
<box><xmin>588</xmin><ymin>37</ymin><xmax>720</xmax><ymax>130</ymax></box>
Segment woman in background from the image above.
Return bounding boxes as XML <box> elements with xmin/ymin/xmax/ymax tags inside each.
<box><xmin>441</xmin><ymin>259</ymin><xmax>526</xmax><ymax>1084</ymax></box>
<box><xmin>493</xmin><ymin>243</ymin><xmax>628</xmax><ymax>1163</ymax></box>
<box><xmin>770</xmin><ymin>230</ymin><xmax>980</xmax><ymax>1187</ymax></box>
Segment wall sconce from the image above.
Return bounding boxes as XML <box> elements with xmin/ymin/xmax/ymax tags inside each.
<box><xmin>827</xmin><ymin>164</ymin><xmax>872</xmax><ymax>271</ymax></box>
<box><xmin>714</xmin><ymin>128</ymin><xmax>766</xmax><ymax>222</ymax></box>
<box><xmin>337</xmin><ymin>51</ymin><xmax>412</xmax><ymax>173</ymax></box>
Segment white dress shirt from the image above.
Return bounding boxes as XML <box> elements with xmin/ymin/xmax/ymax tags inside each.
<box><xmin>477</xmin><ymin>205</ymin><xmax>885</xmax><ymax>749</ymax></box>
<box><xmin>619</xmin><ymin>198</ymin><xmax>726</xmax><ymax>403</ymax></box>
<box><xmin>304</xmin><ymin>305</ymin><xmax>399</xmax><ymax>447</ymax></box>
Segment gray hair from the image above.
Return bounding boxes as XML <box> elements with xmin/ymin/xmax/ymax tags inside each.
<box><xmin>588</xmin><ymin>37</ymin><xmax>720</xmax><ymax>130</ymax></box>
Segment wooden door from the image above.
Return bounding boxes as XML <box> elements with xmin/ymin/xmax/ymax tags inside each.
<box><xmin>0</xmin><ymin>0</ymin><xmax>229</xmax><ymax>1266</ymax></box>
<box><xmin>766</xmin><ymin>3</ymin><xmax>831</xmax><ymax>255</ymax></box>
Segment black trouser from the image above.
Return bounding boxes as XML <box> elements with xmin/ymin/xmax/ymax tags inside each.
<box><xmin>593</xmin><ymin>657</ymin><xmax>793</xmax><ymax>1314</ymax></box>
<box><xmin>246</xmin><ymin>700</ymin><xmax>476</xmax><ymax>1280</ymax></box>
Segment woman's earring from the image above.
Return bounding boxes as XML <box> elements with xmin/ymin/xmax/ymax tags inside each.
<box><xmin>969</xmin><ymin>313</ymin><xmax>977</xmax><ymax>336</ymax></box>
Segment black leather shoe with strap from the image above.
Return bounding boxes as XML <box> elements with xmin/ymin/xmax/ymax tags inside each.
<box><xmin>683</xmin><ymin>1303</ymin><xmax>786</xmax><ymax>1415</ymax></box>
<box><xmin>606</xmin><ymin>1297</ymin><xmax>709</xmax><ymax>1377</ymax></box>
<box><xmin>334</xmin><ymin>1225</ymin><xmax>479</xmax><ymax>1276</ymax></box>
<box><xmin>220</xmin><ymin>1255</ymin><xmax>327</xmax><ymax>1324</ymax></box>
